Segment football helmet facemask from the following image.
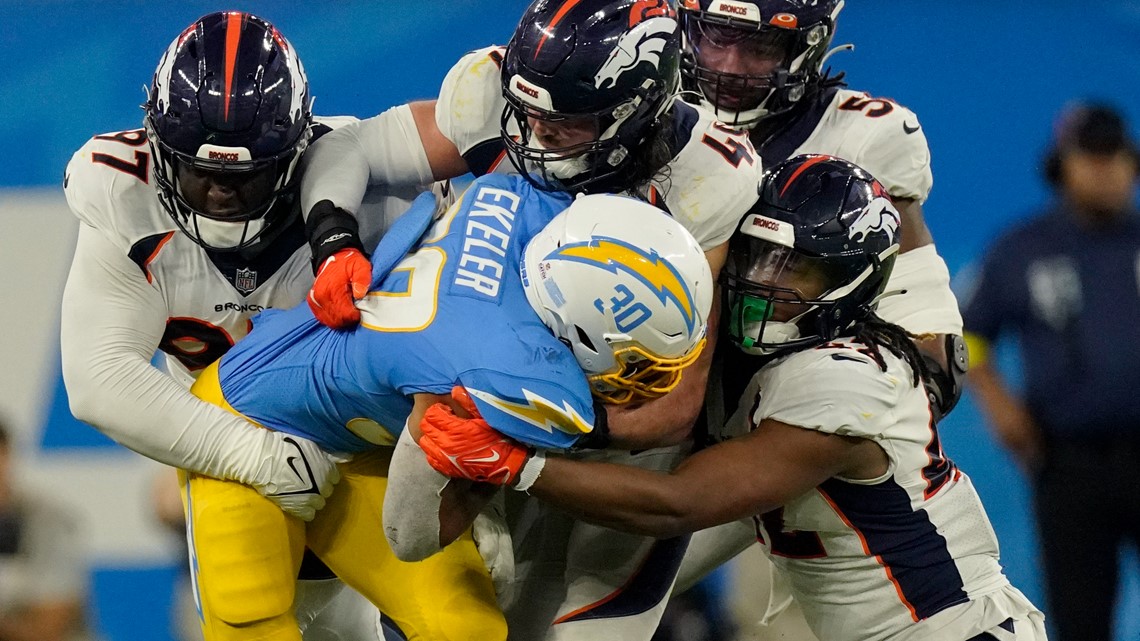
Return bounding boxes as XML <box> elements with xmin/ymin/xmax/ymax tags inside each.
<box><xmin>145</xmin><ymin>11</ymin><xmax>313</xmax><ymax>251</ymax></box>
<box><xmin>522</xmin><ymin>194</ymin><xmax>713</xmax><ymax>404</ymax></box>
<box><xmin>723</xmin><ymin>154</ymin><xmax>899</xmax><ymax>356</ymax></box>
<box><xmin>501</xmin><ymin>0</ymin><xmax>681</xmax><ymax>194</ymax></box>
<box><xmin>679</xmin><ymin>0</ymin><xmax>845</xmax><ymax>129</ymax></box>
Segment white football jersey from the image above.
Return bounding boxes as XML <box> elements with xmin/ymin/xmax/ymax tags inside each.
<box><xmin>63</xmin><ymin>122</ymin><xmax>417</xmax><ymax>387</ymax></box>
<box><xmin>753</xmin><ymin>87</ymin><xmax>933</xmax><ymax>203</ymax></box>
<box><xmin>437</xmin><ymin>46</ymin><xmax>762</xmax><ymax>251</ymax></box>
<box><xmin>725</xmin><ymin>339</ymin><xmax>1012</xmax><ymax>641</ymax></box>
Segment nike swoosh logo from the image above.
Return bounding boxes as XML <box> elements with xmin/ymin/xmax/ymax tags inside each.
<box><xmin>469</xmin><ymin>451</ymin><xmax>501</xmax><ymax>464</ymax></box>
<box><xmin>286</xmin><ymin>456</ymin><xmax>305</xmax><ymax>481</ymax></box>
<box><xmin>903</xmin><ymin>121</ymin><xmax>921</xmax><ymax>135</ymax></box>
<box><xmin>273</xmin><ymin>438</ymin><xmax>319</xmax><ymax>496</ymax></box>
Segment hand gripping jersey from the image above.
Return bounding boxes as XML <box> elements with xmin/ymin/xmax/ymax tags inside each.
<box><xmin>437</xmin><ymin>46</ymin><xmax>762</xmax><ymax>251</ymax></box>
<box><xmin>725</xmin><ymin>339</ymin><xmax>1024</xmax><ymax>641</ymax></box>
<box><xmin>218</xmin><ymin>174</ymin><xmax>596</xmax><ymax>453</ymax></box>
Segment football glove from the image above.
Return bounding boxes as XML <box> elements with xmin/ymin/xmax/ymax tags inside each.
<box><xmin>419</xmin><ymin>387</ymin><xmax>531</xmax><ymax>486</ymax></box>
<box><xmin>305</xmin><ymin>200</ymin><xmax>370</xmax><ymax>329</ymax></box>
<box><xmin>251</xmin><ymin>431</ymin><xmax>342</xmax><ymax>521</ymax></box>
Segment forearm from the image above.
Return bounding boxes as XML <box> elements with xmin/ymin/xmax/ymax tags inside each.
<box><xmin>60</xmin><ymin>227</ymin><xmax>275</xmax><ymax>483</ymax></box>
<box><xmin>529</xmin><ymin>456</ymin><xmax>694</xmax><ymax>538</ymax></box>
<box><xmin>301</xmin><ymin>105</ymin><xmax>435</xmax><ymax>215</ymax></box>
<box><xmin>0</xmin><ymin>601</ymin><xmax>83</xmax><ymax>641</ymax></box>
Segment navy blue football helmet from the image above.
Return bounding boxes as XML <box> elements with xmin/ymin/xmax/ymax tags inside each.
<box><xmin>501</xmin><ymin>0</ymin><xmax>681</xmax><ymax>193</ymax></box>
<box><xmin>145</xmin><ymin>12</ymin><xmax>313</xmax><ymax>251</ymax></box>
<box><xmin>723</xmin><ymin>154</ymin><xmax>899</xmax><ymax>355</ymax></box>
<box><xmin>679</xmin><ymin>0</ymin><xmax>844</xmax><ymax>128</ymax></box>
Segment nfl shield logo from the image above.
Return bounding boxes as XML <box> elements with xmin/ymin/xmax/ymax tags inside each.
<box><xmin>235</xmin><ymin>268</ymin><xmax>258</xmax><ymax>295</ymax></box>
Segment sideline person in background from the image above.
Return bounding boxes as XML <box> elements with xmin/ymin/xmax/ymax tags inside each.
<box><xmin>963</xmin><ymin>102</ymin><xmax>1140</xmax><ymax>641</ymax></box>
<box><xmin>0</xmin><ymin>419</ymin><xmax>101</xmax><ymax>641</ymax></box>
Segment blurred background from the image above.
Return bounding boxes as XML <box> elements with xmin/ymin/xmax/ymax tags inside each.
<box><xmin>1</xmin><ymin>1</ymin><xmax>1138</xmax><ymax>639</ymax></box>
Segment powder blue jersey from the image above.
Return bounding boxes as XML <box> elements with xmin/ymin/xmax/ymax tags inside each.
<box><xmin>218</xmin><ymin>174</ymin><xmax>596</xmax><ymax>453</ymax></box>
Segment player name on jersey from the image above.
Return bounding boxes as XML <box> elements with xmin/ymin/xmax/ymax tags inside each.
<box><xmin>455</xmin><ymin>185</ymin><xmax>521</xmax><ymax>298</ymax></box>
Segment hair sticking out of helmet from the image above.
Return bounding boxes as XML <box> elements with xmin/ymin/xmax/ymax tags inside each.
<box><xmin>522</xmin><ymin>193</ymin><xmax>714</xmax><ymax>404</ymax></box>
<box><xmin>678</xmin><ymin>0</ymin><xmax>846</xmax><ymax>129</ymax></box>
<box><xmin>501</xmin><ymin>0</ymin><xmax>681</xmax><ymax>194</ymax></box>
<box><xmin>145</xmin><ymin>11</ymin><xmax>313</xmax><ymax>251</ymax></box>
<box><xmin>723</xmin><ymin>154</ymin><xmax>899</xmax><ymax>356</ymax></box>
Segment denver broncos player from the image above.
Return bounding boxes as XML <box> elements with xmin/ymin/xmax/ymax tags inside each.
<box><xmin>298</xmin><ymin>0</ymin><xmax>759</xmax><ymax>636</ymax></box>
<box><xmin>181</xmin><ymin>174</ymin><xmax>712</xmax><ymax>641</ymax></box>
<box><xmin>418</xmin><ymin>157</ymin><xmax>1046</xmax><ymax>641</ymax></box>
<box><xmin>59</xmin><ymin>12</ymin><xmax>425</xmax><ymax>641</ymax></box>
<box><xmin>672</xmin><ymin>0</ymin><xmax>969</xmax><ymax>625</ymax></box>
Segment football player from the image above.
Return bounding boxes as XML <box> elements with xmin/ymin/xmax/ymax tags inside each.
<box><xmin>297</xmin><ymin>0</ymin><xmax>761</xmax><ymax>636</ymax></box>
<box><xmin>182</xmin><ymin>176</ymin><xmax>712</xmax><ymax>641</ymax></box>
<box><xmin>59</xmin><ymin>12</ymin><xmax>426</xmax><ymax>641</ymax></box>
<box><xmin>418</xmin><ymin>156</ymin><xmax>1047</xmax><ymax>641</ymax></box>
<box><xmin>670</xmin><ymin>1</ymin><xmax>970</xmax><ymax>626</ymax></box>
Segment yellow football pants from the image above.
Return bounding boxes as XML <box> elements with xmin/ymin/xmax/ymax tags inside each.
<box><xmin>182</xmin><ymin>362</ymin><xmax>506</xmax><ymax>641</ymax></box>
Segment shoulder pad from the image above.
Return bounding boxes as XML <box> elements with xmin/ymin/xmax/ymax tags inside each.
<box><xmin>819</xmin><ymin>90</ymin><xmax>933</xmax><ymax>202</ymax></box>
<box><xmin>64</xmin><ymin>131</ymin><xmax>173</xmax><ymax>252</ymax></box>
<box><xmin>436</xmin><ymin>46</ymin><xmax>507</xmax><ymax>156</ymax></box>
<box><xmin>660</xmin><ymin>104</ymin><xmax>762</xmax><ymax>250</ymax></box>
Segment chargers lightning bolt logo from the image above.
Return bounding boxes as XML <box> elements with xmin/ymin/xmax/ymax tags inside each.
<box><xmin>548</xmin><ymin>237</ymin><xmax>698</xmax><ymax>334</ymax></box>
<box><xmin>467</xmin><ymin>388</ymin><xmax>594</xmax><ymax>436</ymax></box>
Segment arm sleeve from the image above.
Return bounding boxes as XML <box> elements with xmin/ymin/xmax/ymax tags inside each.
<box><xmin>460</xmin><ymin>367</ymin><xmax>596</xmax><ymax>451</ymax></box>
<box><xmin>300</xmin><ymin>104</ymin><xmax>434</xmax><ymax>215</ymax></box>
<box><xmin>59</xmin><ymin>224</ymin><xmax>279</xmax><ymax>484</ymax></box>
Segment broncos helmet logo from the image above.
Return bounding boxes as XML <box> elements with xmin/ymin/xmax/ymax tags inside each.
<box><xmin>594</xmin><ymin>16</ymin><xmax>678</xmax><ymax>90</ymax></box>
<box><xmin>548</xmin><ymin>236</ymin><xmax>699</xmax><ymax>334</ymax></box>
<box><xmin>848</xmin><ymin>196</ymin><xmax>901</xmax><ymax>244</ymax></box>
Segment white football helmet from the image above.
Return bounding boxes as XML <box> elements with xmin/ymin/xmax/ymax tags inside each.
<box><xmin>522</xmin><ymin>194</ymin><xmax>714</xmax><ymax>404</ymax></box>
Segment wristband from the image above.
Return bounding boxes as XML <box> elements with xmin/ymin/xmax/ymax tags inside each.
<box><xmin>306</xmin><ymin>199</ymin><xmax>365</xmax><ymax>272</ymax></box>
<box><xmin>513</xmin><ymin>451</ymin><xmax>546</xmax><ymax>493</ymax></box>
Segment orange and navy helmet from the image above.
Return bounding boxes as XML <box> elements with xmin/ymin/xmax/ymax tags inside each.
<box><xmin>679</xmin><ymin>0</ymin><xmax>844</xmax><ymax>128</ymax></box>
<box><xmin>724</xmin><ymin>155</ymin><xmax>899</xmax><ymax>355</ymax></box>
<box><xmin>501</xmin><ymin>0</ymin><xmax>681</xmax><ymax>194</ymax></box>
<box><xmin>144</xmin><ymin>12</ymin><xmax>313</xmax><ymax>251</ymax></box>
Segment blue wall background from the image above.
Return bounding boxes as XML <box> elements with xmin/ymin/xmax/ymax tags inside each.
<box><xmin>4</xmin><ymin>1</ymin><xmax>1140</xmax><ymax>639</ymax></box>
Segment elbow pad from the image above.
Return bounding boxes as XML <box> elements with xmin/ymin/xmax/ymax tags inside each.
<box><xmin>923</xmin><ymin>333</ymin><xmax>969</xmax><ymax>422</ymax></box>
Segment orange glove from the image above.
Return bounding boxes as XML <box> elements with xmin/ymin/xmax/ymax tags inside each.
<box><xmin>419</xmin><ymin>387</ymin><xmax>531</xmax><ymax>485</ymax></box>
<box><xmin>307</xmin><ymin>248</ymin><xmax>371</xmax><ymax>329</ymax></box>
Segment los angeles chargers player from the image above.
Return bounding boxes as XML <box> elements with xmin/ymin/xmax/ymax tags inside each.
<box><xmin>58</xmin><ymin>12</ymin><xmax>427</xmax><ymax>641</ymax></box>
<box><xmin>418</xmin><ymin>157</ymin><xmax>1047</xmax><ymax>641</ymax></box>
<box><xmin>297</xmin><ymin>1</ymin><xmax>760</xmax><ymax>636</ymax></box>
<box><xmin>183</xmin><ymin>174</ymin><xmax>713</xmax><ymax>641</ymax></box>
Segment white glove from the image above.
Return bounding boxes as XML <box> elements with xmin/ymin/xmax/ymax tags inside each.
<box><xmin>472</xmin><ymin>491</ymin><xmax>515</xmax><ymax>606</ymax></box>
<box><xmin>250</xmin><ymin>432</ymin><xmax>341</xmax><ymax>521</ymax></box>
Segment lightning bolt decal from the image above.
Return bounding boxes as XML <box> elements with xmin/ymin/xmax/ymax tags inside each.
<box><xmin>549</xmin><ymin>237</ymin><xmax>698</xmax><ymax>333</ymax></box>
<box><xmin>468</xmin><ymin>388</ymin><xmax>594</xmax><ymax>436</ymax></box>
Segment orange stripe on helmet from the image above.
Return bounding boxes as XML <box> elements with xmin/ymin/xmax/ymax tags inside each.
<box><xmin>223</xmin><ymin>12</ymin><xmax>245</xmax><ymax>122</ymax></box>
<box><xmin>534</xmin><ymin>0</ymin><xmax>585</xmax><ymax>57</ymax></box>
<box><xmin>779</xmin><ymin>154</ymin><xmax>831</xmax><ymax>198</ymax></box>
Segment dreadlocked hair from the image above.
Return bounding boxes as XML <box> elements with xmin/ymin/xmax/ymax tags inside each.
<box><xmin>625</xmin><ymin>107</ymin><xmax>676</xmax><ymax>194</ymax></box>
<box><xmin>848</xmin><ymin>313</ymin><xmax>931</xmax><ymax>388</ymax></box>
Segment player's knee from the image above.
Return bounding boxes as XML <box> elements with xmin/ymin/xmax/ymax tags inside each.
<box><xmin>385</xmin><ymin>521</ymin><xmax>443</xmax><ymax>562</ymax></box>
<box><xmin>207</xmin><ymin>611</ymin><xmax>299</xmax><ymax>641</ymax></box>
